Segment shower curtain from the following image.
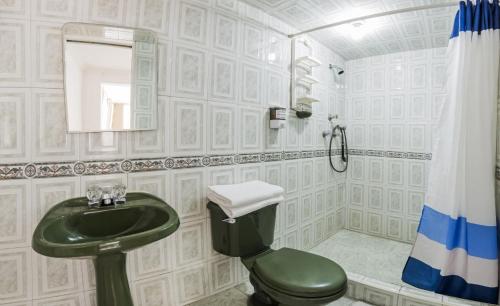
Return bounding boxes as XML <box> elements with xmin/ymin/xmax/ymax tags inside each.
<box><xmin>401</xmin><ymin>0</ymin><xmax>500</xmax><ymax>304</ymax></box>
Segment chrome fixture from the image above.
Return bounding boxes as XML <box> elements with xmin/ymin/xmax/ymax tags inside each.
<box><xmin>329</xmin><ymin>64</ymin><xmax>344</xmax><ymax>75</ymax></box>
<box><xmin>323</xmin><ymin>115</ymin><xmax>348</xmax><ymax>173</ymax></box>
<box><xmin>86</xmin><ymin>184</ymin><xmax>127</xmax><ymax>208</ymax></box>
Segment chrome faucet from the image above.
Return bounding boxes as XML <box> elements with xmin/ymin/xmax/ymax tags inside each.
<box><xmin>86</xmin><ymin>184</ymin><xmax>127</xmax><ymax>208</ymax></box>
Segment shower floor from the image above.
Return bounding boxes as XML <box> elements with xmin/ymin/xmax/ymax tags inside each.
<box><xmin>310</xmin><ymin>230</ymin><xmax>412</xmax><ymax>286</ymax></box>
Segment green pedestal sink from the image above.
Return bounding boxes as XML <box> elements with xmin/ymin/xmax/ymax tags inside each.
<box><xmin>32</xmin><ymin>192</ymin><xmax>180</xmax><ymax>306</ymax></box>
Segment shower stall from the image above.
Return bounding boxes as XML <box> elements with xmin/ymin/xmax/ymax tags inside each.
<box><xmin>285</xmin><ymin>1</ymin><xmax>500</xmax><ymax>305</ymax></box>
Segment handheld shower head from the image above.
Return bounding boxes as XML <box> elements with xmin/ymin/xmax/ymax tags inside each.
<box><xmin>329</xmin><ymin>64</ymin><xmax>344</xmax><ymax>75</ymax></box>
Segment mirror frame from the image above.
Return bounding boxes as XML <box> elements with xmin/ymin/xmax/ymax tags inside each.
<box><xmin>62</xmin><ymin>22</ymin><xmax>159</xmax><ymax>133</ymax></box>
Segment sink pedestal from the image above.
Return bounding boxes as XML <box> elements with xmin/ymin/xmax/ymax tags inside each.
<box><xmin>94</xmin><ymin>252</ymin><xmax>133</xmax><ymax>306</ymax></box>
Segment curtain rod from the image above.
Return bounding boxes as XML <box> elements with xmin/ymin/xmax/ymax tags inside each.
<box><xmin>288</xmin><ymin>2</ymin><xmax>457</xmax><ymax>38</ymax></box>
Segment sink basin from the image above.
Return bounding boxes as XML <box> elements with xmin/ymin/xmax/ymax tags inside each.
<box><xmin>32</xmin><ymin>192</ymin><xmax>180</xmax><ymax>306</ymax></box>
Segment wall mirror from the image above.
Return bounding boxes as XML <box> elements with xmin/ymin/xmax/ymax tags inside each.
<box><xmin>63</xmin><ymin>23</ymin><xmax>158</xmax><ymax>132</ymax></box>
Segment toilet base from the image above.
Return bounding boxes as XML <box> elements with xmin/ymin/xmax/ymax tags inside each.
<box><xmin>250</xmin><ymin>275</ymin><xmax>278</xmax><ymax>305</ymax></box>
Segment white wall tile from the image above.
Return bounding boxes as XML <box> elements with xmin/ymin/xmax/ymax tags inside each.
<box><xmin>172</xmin><ymin>45</ymin><xmax>207</xmax><ymax>99</ymax></box>
<box><xmin>0</xmin><ymin>180</ymin><xmax>31</xmax><ymax>248</ymax></box>
<box><xmin>209</xmin><ymin>53</ymin><xmax>237</xmax><ymax>102</ymax></box>
<box><xmin>175</xmin><ymin>1</ymin><xmax>209</xmax><ymax>46</ymax></box>
<box><xmin>0</xmin><ymin>19</ymin><xmax>30</xmax><ymax>86</ymax></box>
<box><xmin>135</xmin><ymin>0</ymin><xmax>172</xmax><ymax>37</ymax></box>
<box><xmin>31</xmin><ymin>0</ymin><xmax>82</xmax><ymax>22</ymax></box>
<box><xmin>238</xmin><ymin>106</ymin><xmax>262</xmax><ymax>152</ymax></box>
<box><xmin>30</xmin><ymin>21</ymin><xmax>64</xmax><ymax>88</ymax></box>
<box><xmin>0</xmin><ymin>88</ymin><xmax>30</xmax><ymax>162</ymax></box>
<box><xmin>83</xmin><ymin>0</ymin><xmax>134</xmax><ymax>26</ymax></box>
<box><xmin>0</xmin><ymin>247</ymin><xmax>32</xmax><ymax>303</ymax></box>
<box><xmin>170</xmin><ymin>98</ymin><xmax>206</xmax><ymax>156</ymax></box>
<box><xmin>31</xmin><ymin>89</ymin><xmax>78</xmax><ymax>161</ymax></box>
<box><xmin>171</xmin><ymin>168</ymin><xmax>206</xmax><ymax>221</ymax></box>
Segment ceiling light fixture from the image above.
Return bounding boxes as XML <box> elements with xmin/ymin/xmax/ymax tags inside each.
<box><xmin>350</xmin><ymin>21</ymin><xmax>366</xmax><ymax>41</ymax></box>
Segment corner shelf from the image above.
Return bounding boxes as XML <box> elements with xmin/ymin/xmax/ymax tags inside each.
<box><xmin>295</xmin><ymin>56</ymin><xmax>321</xmax><ymax>70</ymax></box>
<box><xmin>296</xmin><ymin>96</ymin><xmax>320</xmax><ymax>104</ymax></box>
<box><xmin>296</xmin><ymin>75</ymin><xmax>319</xmax><ymax>87</ymax></box>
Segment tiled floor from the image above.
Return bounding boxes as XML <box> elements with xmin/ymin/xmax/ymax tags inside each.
<box><xmin>188</xmin><ymin>287</ymin><xmax>366</xmax><ymax>306</ymax></box>
<box><xmin>310</xmin><ymin>230</ymin><xmax>412</xmax><ymax>286</ymax></box>
<box><xmin>190</xmin><ymin>230</ymin><xmax>487</xmax><ymax>306</ymax></box>
<box><xmin>190</xmin><ymin>230</ymin><xmax>398</xmax><ymax>306</ymax></box>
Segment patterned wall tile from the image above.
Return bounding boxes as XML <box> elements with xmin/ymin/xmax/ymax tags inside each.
<box><xmin>32</xmin><ymin>253</ymin><xmax>83</xmax><ymax>299</ymax></box>
<box><xmin>127</xmin><ymin>171</ymin><xmax>169</xmax><ymax>202</ymax></box>
<box><xmin>212</xmin><ymin>11</ymin><xmax>239</xmax><ymax>53</ymax></box>
<box><xmin>0</xmin><ymin>88</ymin><xmax>30</xmax><ymax>163</ymax></box>
<box><xmin>31</xmin><ymin>89</ymin><xmax>77</xmax><ymax>162</ymax></box>
<box><xmin>131</xmin><ymin>237</ymin><xmax>173</xmax><ymax>281</ymax></box>
<box><xmin>175</xmin><ymin>1</ymin><xmax>209</xmax><ymax>46</ymax></box>
<box><xmin>239</xmin><ymin>106</ymin><xmax>262</xmax><ymax>153</ymax></box>
<box><xmin>172</xmin><ymin>45</ymin><xmax>207</xmax><ymax>99</ymax></box>
<box><xmin>31</xmin><ymin>0</ymin><xmax>82</xmax><ymax>22</ymax></box>
<box><xmin>134</xmin><ymin>273</ymin><xmax>174</xmax><ymax>306</ymax></box>
<box><xmin>345</xmin><ymin>48</ymin><xmax>441</xmax><ymax>242</ymax></box>
<box><xmin>170</xmin><ymin>98</ymin><xmax>206</xmax><ymax>156</ymax></box>
<box><xmin>0</xmin><ymin>247</ymin><xmax>32</xmax><ymax>303</ymax></box>
<box><xmin>135</xmin><ymin>0</ymin><xmax>172</xmax><ymax>37</ymax></box>
<box><xmin>208</xmin><ymin>258</ymin><xmax>236</xmax><ymax>293</ymax></box>
<box><xmin>174</xmin><ymin>264</ymin><xmax>209</xmax><ymax>304</ymax></box>
<box><xmin>171</xmin><ymin>169</ymin><xmax>206</xmax><ymax>221</ymax></box>
<box><xmin>127</xmin><ymin>96</ymin><xmax>168</xmax><ymax>158</ymax></box>
<box><xmin>241</xmin><ymin>22</ymin><xmax>264</xmax><ymax>62</ymax></box>
<box><xmin>32</xmin><ymin>293</ymin><xmax>86</xmax><ymax>305</ymax></box>
<box><xmin>30</xmin><ymin>21</ymin><xmax>64</xmax><ymax>88</ymax></box>
<box><xmin>208</xmin><ymin>102</ymin><xmax>236</xmax><ymax>155</ymax></box>
<box><xmin>0</xmin><ymin>0</ymin><xmax>29</xmax><ymax>19</ymax></box>
<box><xmin>0</xmin><ymin>19</ymin><xmax>30</xmax><ymax>86</ymax></box>
<box><xmin>209</xmin><ymin>54</ymin><xmax>237</xmax><ymax>102</ymax></box>
<box><xmin>239</xmin><ymin>62</ymin><xmax>262</xmax><ymax>106</ymax></box>
<box><xmin>84</xmin><ymin>0</ymin><xmax>134</xmax><ymax>26</ymax></box>
<box><xmin>0</xmin><ymin>180</ymin><xmax>30</xmax><ymax>248</ymax></box>
<box><xmin>32</xmin><ymin>177</ymin><xmax>80</xmax><ymax>227</ymax></box>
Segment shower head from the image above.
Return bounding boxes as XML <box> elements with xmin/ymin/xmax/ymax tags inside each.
<box><xmin>329</xmin><ymin>64</ymin><xmax>345</xmax><ymax>75</ymax></box>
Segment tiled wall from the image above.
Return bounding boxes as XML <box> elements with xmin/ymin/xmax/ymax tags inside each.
<box><xmin>344</xmin><ymin>47</ymin><xmax>448</xmax><ymax>244</ymax></box>
<box><xmin>0</xmin><ymin>0</ymin><xmax>346</xmax><ymax>305</ymax></box>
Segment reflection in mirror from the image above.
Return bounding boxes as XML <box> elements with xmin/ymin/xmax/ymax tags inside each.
<box><xmin>63</xmin><ymin>23</ymin><xmax>158</xmax><ymax>132</ymax></box>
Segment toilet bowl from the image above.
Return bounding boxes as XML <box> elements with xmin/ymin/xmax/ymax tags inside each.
<box><xmin>207</xmin><ymin>202</ymin><xmax>347</xmax><ymax>305</ymax></box>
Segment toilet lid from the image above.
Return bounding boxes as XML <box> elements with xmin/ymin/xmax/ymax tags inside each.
<box><xmin>253</xmin><ymin>248</ymin><xmax>347</xmax><ymax>298</ymax></box>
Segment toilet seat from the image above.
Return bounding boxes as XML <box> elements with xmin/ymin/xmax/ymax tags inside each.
<box><xmin>253</xmin><ymin>248</ymin><xmax>347</xmax><ymax>298</ymax></box>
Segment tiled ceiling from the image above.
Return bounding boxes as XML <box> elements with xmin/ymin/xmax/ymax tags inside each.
<box><xmin>241</xmin><ymin>0</ymin><xmax>456</xmax><ymax>60</ymax></box>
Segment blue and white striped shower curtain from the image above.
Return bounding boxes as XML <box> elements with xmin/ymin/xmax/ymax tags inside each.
<box><xmin>402</xmin><ymin>0</ymin><xmax>500</xmax><ymax>304</ymax></box>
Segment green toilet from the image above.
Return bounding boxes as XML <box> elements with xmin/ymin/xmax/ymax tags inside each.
<box><xmin>207</xmin><ymin>202</ymin><xmax>347</xmax><ymax>305</ymax></box>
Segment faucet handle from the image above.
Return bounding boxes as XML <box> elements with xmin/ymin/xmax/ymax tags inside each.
<box><xmin>86</xmin><ymin>185</ymin><xmax>103</xmax><ymax>208</ymax></box>
<box><xmin>112</xmin><ymin>184</ymin><xmax>127</xmax><ymax>205</ymax></box>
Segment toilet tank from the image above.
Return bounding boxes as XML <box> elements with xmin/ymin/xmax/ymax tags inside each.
<box><xmin>207</xmin><ymin>202</ymin><xmax>277</xmax><ymax>258</ymax></box>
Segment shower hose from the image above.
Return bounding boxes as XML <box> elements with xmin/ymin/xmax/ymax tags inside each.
<box><xmin>328</xmin><ymin>125</ymin><xmax>348</xmax><ymax>173</ymax></box>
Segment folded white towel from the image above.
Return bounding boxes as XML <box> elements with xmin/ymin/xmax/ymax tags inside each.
<box><xmin>208</xmin><ymin>180</ymin><xmax>284</xmax><ymax>208</ymax></box>
<box><xmin>207</xmin><ymin>180</ymin><xmax>284</xmax><ymax>218</ymax></box>
<box><xmin>216</xmin><ymin>195</ymin><xmax>284</xmax><ymax>218</ymax></box>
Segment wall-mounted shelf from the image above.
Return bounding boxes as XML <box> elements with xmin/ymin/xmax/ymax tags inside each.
<box><xmin>290</xmin><ymin>39</ymin><xmax>321</xmax><ymax>118</ymax></box>
<box><xmin>295</xmin><ymin>56</ymin><xmax>321</xmax><ymax>69</ymax></box>
<box><xmin>296</xmin><ymin>75</ymin><xmax>319</xmax><ymax>87</ymax></box>
<box><xmin>297</xmin><ymin>96</ymin><xmax>320</xmax><ymax>104</ymax></box>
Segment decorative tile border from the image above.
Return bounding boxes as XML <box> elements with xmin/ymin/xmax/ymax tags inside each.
<box><xmin>0</xmin><ymin>149</ymin><xmax>434</xmax><ymax>181</ymax></box>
